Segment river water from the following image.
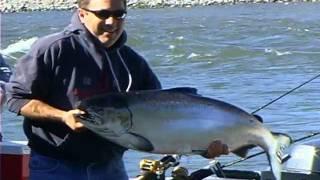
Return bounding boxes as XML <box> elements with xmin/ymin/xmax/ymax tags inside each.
<box><xmin>1</xmin><ymin>2</ymin><xmax>320</xmax><ymax>177</ymax></box>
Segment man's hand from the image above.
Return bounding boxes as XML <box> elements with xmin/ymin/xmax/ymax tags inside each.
<box><xmin>62</xmin><ymin>109</ymin><xmax>86</xmax><ymax>131</ymax></box>
<box><xmin>202</xmin><ymin>140</ymin><xmax>229</xmax><ymax>159</ymax></box>
<box><xmin>20</xmin><ymin>100</ymin><xmax>87</xmax><ymax>132</ymax></box>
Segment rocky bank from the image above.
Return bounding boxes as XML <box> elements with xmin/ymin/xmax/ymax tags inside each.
<box><xmin>1</xmin><ymin>0</ymin><xmax>319</xmax><ymax>13</ymax></box>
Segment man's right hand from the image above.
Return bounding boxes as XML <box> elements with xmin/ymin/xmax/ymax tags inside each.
<box><xmin>62</xmin><ymin>109</ymin><xmax>86</xmax><ymax>131</ymax></box>
<box><xmin>20</xmin><ymin>100</ymin><xmax>87</xmax><ymax>132</ymax></box>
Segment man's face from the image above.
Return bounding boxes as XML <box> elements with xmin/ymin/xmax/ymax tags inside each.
<box><xmin>79</xmin><ymin>0</ymin><xmax>126</xmax><ymax>48</ymax></box>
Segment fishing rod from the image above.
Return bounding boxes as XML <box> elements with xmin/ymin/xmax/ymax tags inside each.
<box><xmin>251</xmin><ymin>73</ymin><xmax>320</xmax><ymax>114</ymax></box>
<box><xmin>204</xmin><ymin>73</ymin><xmax>320</xmax><ymax>172</ymax></box>
<box><xmin>185</xmin><ymin>131</ymin><xmax>320</xmax><ymax>180</ymax></box>
<box><xmin>220</xmin><ymin>73</ymin><xmax>320</xmax><ymax>168</ymax></box>
<box><xmin>141</xmin><ymin>131</ymin><xmax>320</xmax><ymax>179</ymax></box>
<box><xmin>221</xmin><ymin>131</ymin><xmax>320</xmax><ymax>168</ymax></box>
<box><xmin>188</xmin><ymin>74</ymin><xmax>320</xmax><ymax>174</ymax></box>
<box><xmin>145</xmin><ymin>74</ymin><xmax>320</xmax><ymax>180</ymax></box>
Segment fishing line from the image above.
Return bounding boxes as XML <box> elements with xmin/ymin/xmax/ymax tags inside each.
<box><xmin>251</xmin><ymin>73</ymin><xmax>320</xmax><ymax>114</ymax></box>
<box><xmin>221</xmin><ymin>131</ymin><xmax>320</xmax><ymax>168</ymax></box>
<box><xmin>189</xmin><ymin>133</ymin><xmax>320</xmax><ymax>179</ymax></box>
<box><xmin>223</xmin><ymin>72</ymin><xmax>320</xmax><ymax>168</ymax></box>
<box><xmin>182</xmin><ymin>74</ymin><xmax>320</xmax><ymax>178</ymax></box>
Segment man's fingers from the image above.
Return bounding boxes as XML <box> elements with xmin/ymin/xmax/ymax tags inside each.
<box><xmin>62</xmin><ymin>109</ymin><xmax>86</xmax><ymax>131</ymax></box>
<box><xmin>222</xmin><ymin>144</ymin><xmax>229</xmax><ymax>154</ymax></box>
<box><xmin>74</xmin><ymin>122</ymin><xmax>86</xmax><ymax>132</ymax></box>
<box><xmin>73</xmin><ymin>109</ymin><xmax>86</xmax><ymax>116</ymax></box>
<box><xmin>205</xmin><ymin>140</ymin><xmax>229</xmax><ymax>158</ymax></box>
<box><xmin>75</xmin><ymin>122</ymin><xmax>84</xmax><ymax>128</ymax></box>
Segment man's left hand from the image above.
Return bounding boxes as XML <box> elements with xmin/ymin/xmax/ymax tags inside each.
<box><xmin>202</xmin><ymin>140</ymin><xmax>229</xmax><ymax>159</ymax></box>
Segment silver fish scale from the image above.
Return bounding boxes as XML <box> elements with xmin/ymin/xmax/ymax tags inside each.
<box><xmin>126</xmin><ymin>92</ymin><xmax>265</xmax><ymax>154</ymax></box>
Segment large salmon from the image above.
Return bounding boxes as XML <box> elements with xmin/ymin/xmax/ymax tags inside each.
<box><xmin>78</xmin><ymin>87</ymin><xmax>291</xmax><ymax>180</ymax></box>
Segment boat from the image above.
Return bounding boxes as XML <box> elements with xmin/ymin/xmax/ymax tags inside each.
<box><xmin>0</xmin><ymin>141</ymin><xmax>29</xmax><ymax>180</ymax></box>
<box><xmin>1</xmin><ymin>138</ymin><xmax>320</xmax><ymax>180</ymax></box>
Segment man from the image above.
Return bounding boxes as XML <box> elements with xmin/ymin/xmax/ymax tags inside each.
<box><xmin>6</xmin><ymin>0</ymin><xmax>228</xmax><ymax>179</ymax></box>
<box><xmin>0</xmin><ymin>53</ymin><xmax>12</xmax><ymax>83</ymax></box>
<box><xmin>0</xmin><ymin>53</ymin><xmax>12</xmax><ymax>141</ymax></box>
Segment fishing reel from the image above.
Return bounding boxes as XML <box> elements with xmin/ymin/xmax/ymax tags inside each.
<box><xmin>135</xmin><ymin>157</ymin><xmax>261</xmax><ymax>180</ymax></box>
<box><xmin>135</xmin><ymin>155</ymin><xmax>189</xmax><ymax>180</ymax></box>
<box><xmin>135</xmin><ymin>155</ymin><xmax>222</xmax><ymax>180</ymax></box>
<box><xmin>135</xmin><ymin>156</ymin><xmax>229</xmax><ymax>180</ymax></box>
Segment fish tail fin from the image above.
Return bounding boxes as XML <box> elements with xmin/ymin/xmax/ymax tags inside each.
<box><xmin>267</xmin><ymin>132</ymin><xmax>292</xmax><ymax>180</ymax></box>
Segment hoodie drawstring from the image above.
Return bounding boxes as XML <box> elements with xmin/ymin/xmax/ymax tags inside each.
<box><xmin>104</xmin><ymin>49</ymin><xmax>132</xmax><ymax>92</ymax></box>
<box><xmin>117</xmin><ymin>50</ymin><xmax>132</xmax><ymax>92</ymax></box>
<box><xmin>105</xmin><ymin>52</ymin><xmax>121</xmax><ymax>92</ymax></box>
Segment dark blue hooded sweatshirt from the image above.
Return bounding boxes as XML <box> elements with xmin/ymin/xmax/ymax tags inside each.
<box><xmin>6</xmin><ymin>12</ymin><xmax>161</xmax><ymax>163</ymax></box>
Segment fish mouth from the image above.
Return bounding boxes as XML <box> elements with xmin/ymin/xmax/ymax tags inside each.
<box><xmin>76</xmin><ymin>110</ymin><xmax>102</xmax><ymax>126</ymax></box>
<box><xmin>77</xmin><ymin>106</ymin><xmax>133</xmax><ymax>136</ymax></box>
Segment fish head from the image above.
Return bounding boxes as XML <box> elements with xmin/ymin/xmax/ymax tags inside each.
<box><xmin>78</xmin><ymin>94</ymin><xmax>132</xmax><ymax>137</ymax></box>
<box><xmin>79</xmin><ymin>105</ymin><xmax>132</xmax><ymax>137</ymax></box>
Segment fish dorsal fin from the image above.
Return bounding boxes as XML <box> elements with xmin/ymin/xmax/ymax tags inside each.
<box><xmin>164</xmin><ymin>87</ymin><xmax>198</xmax><ymax>94</ymax></box>
<box><xmin>232</xmin><ymin>144</ymin><xmax>256</xmax><ymax>158</ymax></box>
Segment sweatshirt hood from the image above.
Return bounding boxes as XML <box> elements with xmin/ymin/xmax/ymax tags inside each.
<box><xmin>65</xmin><ymin>10</ymin><xmax>127</xmax><ymax>50</ymax></box>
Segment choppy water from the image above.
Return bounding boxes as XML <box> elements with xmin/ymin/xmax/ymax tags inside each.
<box><xmin>1</xmin><ymin>2</ymin><xmax>320</xmax><ymax>177</ymax></box>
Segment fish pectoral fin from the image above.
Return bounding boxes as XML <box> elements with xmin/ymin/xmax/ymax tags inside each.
<box><xmin>232</xmin><ymin>145</ymin><xmax>256</xmax><ymax>158</ymax></box>
<box><xmin>127</xmin><ymin>133</ymin><xmax>154</xmax><ymax>152</ymax></box>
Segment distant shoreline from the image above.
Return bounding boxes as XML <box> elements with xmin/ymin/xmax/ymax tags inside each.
<box><xmin>1</xmin><ymin>0</ymin><xmax>319</xmax><ymax>13</ymax></box>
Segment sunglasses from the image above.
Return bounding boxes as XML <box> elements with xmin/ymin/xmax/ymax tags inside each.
<box><xmin>82</xmin><ymin>8</ymin><xmax>127</xmax><ymax>20</ymax></box>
